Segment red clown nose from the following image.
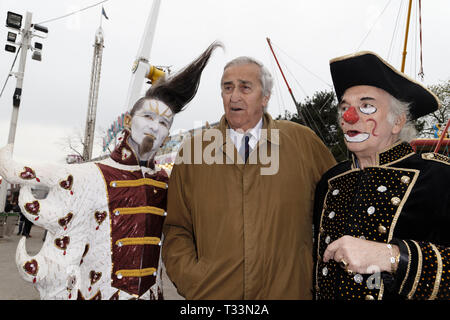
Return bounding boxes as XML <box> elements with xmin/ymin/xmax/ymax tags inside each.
<box><xmin>343</xmin><ymin>106</ymin><xmax>359</xmax><ymax>124</ymax></box>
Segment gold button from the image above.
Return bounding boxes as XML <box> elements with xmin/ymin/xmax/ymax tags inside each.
<box><xmin>400</xmin><ymin>176</ymin><xmax>410</xmax><ymax>184</ymax></box>
<box><xmin>365</xmin><ymin>295</ymin><xmax>375</xmax><ymax>300</ymax></box>
<box><xmin>391</xmin><ymin>197</ymin><xmax>401</xmax><ymax>206</ymax></box>
<box><xmin>378</xmin><ymin>225</ymin><xmax>387</xmax><ymax>234</ymax></box>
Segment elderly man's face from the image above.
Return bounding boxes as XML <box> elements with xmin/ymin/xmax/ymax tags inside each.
<box><xmin>221</xmin><ymin>63</ymin><xmax>269</xmax><ymax>132</ymax></box>
<box><xmin>339</xmin><ymin>85</ymin><xmax>404</xmax><ymax>157</ymax></box>
<box><xmin>130</xmin><ymin>99</ymin><xmax>173</xmax><ymax>159</ymax></box>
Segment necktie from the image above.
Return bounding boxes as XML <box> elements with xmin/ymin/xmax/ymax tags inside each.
<box><xmin>239</xmin><ymin>134</ymin><xmax>251</xmax><ymax>163</ymax></box>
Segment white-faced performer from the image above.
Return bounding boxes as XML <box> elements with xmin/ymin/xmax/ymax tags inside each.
<box><xmin>313</xmin><ymin>51</ymin><xmax>450</xmax><ymax>300</ymax></box>
<box><xmin>0</xmin><ymin>42</ymin><xmax>221</xmax><ymax>300</ymax></box>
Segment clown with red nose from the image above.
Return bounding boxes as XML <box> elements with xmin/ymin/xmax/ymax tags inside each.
<box><xmin>313</xmin><ymin>51</ymin><xmax>450</xmax><ymax>301</ymax></box>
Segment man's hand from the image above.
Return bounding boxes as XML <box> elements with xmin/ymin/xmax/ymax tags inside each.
<box><xmin>323</xmin><ymin>235</ymin><xmax>399</xmax><ymax>274</ymax></box>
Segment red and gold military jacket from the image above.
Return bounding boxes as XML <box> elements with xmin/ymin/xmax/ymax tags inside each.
<box><xmin>95</xmin><ymin>130</ymin><xmax>169</xmax><ymax>299</ymax></box>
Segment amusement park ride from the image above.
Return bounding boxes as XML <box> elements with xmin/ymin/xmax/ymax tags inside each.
<box><xmin>99</xmin><ymin>0</ymin><xmax>167</xmax><ymax>156</ymax></box>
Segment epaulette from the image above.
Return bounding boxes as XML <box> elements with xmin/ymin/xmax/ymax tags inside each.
<box><xmin>421</xmin><ymin>152</ymin><xmax>450</xmax><ymax>165</ymax></box>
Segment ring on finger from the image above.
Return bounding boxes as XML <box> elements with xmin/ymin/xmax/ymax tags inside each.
<box><xmin>339</xmin><ymin>259</ymin><xmax>348</xmax><ymax>269</ymax></box>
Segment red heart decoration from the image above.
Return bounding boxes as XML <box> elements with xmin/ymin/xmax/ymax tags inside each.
<box><xmin>58</xmin><ymin>213</ymin><xmax>73</xmax><ymax>229</ymax></box>
<box><xmin>59</xmin><ymin>175</ymin><xmax>74</xmax><ymax>190</ymax></box>
<box><xmin>19</xmin><ymin>167</ymin><xmax>36</xmax><ymax>180</ymax></box>
<box><xmin>23</xmin><ymin>259</ymin><xmax>39</xmax><ymax>276</ymax></box>
<box><xmin>89</xmin><ymin>270</ymin><xmax>102</xmax><ymax>285</ymax></box>
<box><xmin>54</xmin><ymin>236</ymin><xmax>70</xmax><ymax>250</ymax></box>
<box><xmin>94</xmin><ymin>211</ymin><xmax>107</xmax><ymax>225</ymax></box>
<box><xmin>24</xmin><ymin>201</ymin><xmax>40</xmax><ymax>215</ymax></box>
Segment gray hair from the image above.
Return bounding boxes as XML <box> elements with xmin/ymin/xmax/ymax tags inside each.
<box><xmin>388</xmin><ymin>96</ymin><xmax>417</xmax><ymax>142</ymax></box>
<box><xmin>222</xmin><ymin>56</ymin><xmax>273</xmax><ymax>98</ymax></box>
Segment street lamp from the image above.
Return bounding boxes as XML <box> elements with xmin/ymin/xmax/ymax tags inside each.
<box><xmin>7</xmin><ymin>31</ymin><xmax>17</xmax><ymax>43</ymax></box>
<box><xmin>4</xmin><ymin>44</ymin><xmax>16</xmax><ymax>53</ymax></box>
<box><xmin>32</xmin><ymin>41</ymin><xmax>42</xmax><ymax>61</ymax></box>
<box><xmin>31</xmin><ymin>50</ymin><xmax>41</xmax><ymax>61</ymax></box>
<box><xmin>32</xmin><ymin>23</ymin><xmax>48</xmax><ymax>34</ymax></box>
<box><xmin>0</xmin><ymin>10</ymin><xmax>49</xmax><ymax>213</ymax></box>
<box><xmin>6</xmin><ymin>11</ymin><xmax>22</xmax><ymax>30</ymax></box>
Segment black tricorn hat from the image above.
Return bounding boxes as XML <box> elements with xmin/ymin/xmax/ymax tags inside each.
<box><xmin>330</xmin><ymin>51</ymin><xmax>440</xmax><ymax>119</ymax></box>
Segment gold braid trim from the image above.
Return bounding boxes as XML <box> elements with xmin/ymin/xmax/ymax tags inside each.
<box><xmin>407</xmin><ymin>240</ymin><xmax>423</xmax><ymax>300</ymax></box>
<box><xmin>115</xmin><ymin>237</ymin><xmax>161</xmax><ymax>246</ymax></box>
<box><xmin>110</xmin><ymin>178</ymin><xmax>167</xmax><ymax>189</ymax></box>
<box><xmin>399</xmin><ymin>240</ymin><xmax>412</xmax><ymax>294</ymax></box>
<box><xmin>429</xmin><ymin>244</ymin><xmax>443</xmax><ymax>300</ymax></box>
<box><xmin>115</xmin><ymin>267</ymin><xmax>157</xmax><ymax>278</ymax></box>
<box><xmin>114</xmin><ymin>206</ymin><xmax>165</xmax><ymax>216</ymax></box>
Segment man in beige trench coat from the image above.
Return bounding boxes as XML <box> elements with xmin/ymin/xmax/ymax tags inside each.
<box><xmin>162</xmin><ymin>56</ymin><xmax>336</xmax><ymax>299</ymax></box>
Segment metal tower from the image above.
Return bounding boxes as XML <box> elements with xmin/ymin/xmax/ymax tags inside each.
<box><xmin>82</xmin><ymin>26</ymin><xmax>104</xmax><ymax>161</ymax></box>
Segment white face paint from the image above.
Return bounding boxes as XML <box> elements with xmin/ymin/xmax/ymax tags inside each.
<box><xmin>339</xmin><ymin>86</ymin><xmax>402</xmax><ymax>158</ymax></box>
<box><xmin>344</xmin><ymin>132</ymin><xmax>370</xmax><ymax>142</ymax></box>
<box><xmin>130</xmin><ymin>99</ymin><xmax>174</xmax><ymax>159</ymax></box>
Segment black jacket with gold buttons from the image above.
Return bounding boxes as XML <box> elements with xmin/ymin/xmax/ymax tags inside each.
<box><xmin>313</xmin><ymin>141</ymin><xmax>450</xmax><ymax>300</ymax></box>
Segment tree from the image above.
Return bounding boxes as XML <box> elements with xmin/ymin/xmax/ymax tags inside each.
<box><xmin>57</xmin><ymin>125</ymin><xmax>111</xmax><ymax>163</ymax></box>
<box><xmin>276</xmin><ymin>90</ymin><xmax>348</xmax><ymax>162</ymax></box>
<box><xmin>417</xmin><ymin>79</ymin><xmax>450</xmax><ymax>138</ymax></box>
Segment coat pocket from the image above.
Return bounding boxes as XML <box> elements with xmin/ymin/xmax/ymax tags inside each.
<box><xmin>184</xmin><ymin>257</ymin><xmax>211</xmax><ymax>299</ymax></box>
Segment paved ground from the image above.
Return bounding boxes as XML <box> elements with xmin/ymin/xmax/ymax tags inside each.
<box><xmin>0</xmin><ymin>223</ymin><xmax>184</xmax><ymax>300</ymax></box>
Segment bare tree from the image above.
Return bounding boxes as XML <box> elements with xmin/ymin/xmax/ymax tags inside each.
<box><xmin>56</xmin><ymin>125</ymin><xmax>112</xmax><ymax>163</ymax></box>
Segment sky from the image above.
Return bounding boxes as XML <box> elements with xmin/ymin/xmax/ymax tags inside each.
<box><xmin>0</xmin><ymin>0</ymin><xmax>449</xmax><ymax>164</ymax></box>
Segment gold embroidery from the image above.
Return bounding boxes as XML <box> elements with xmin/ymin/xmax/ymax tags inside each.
<box><xmin>110</xmin><ymin>178</ymin><xmax>167</xmax><ymax>189</ymax></box>
<box><xmin>387</xmin><ymin>169</ymin><xmax>419</xmax><ymax>242</ymax></box>
<box><xmin>399</xmin><ymin>240</ymin><xmax>412</xmax><ymax>294</ymax></box>
<box><xmin>378</xmin><ymin>282</ymin><xmax>384</xmax><ymax>300</ymax></box>
<box><xmin>115</xmin><ymin>267</ymin><xmax>157</xmax><ymax>278</ymax></box>
<box><xmin>113</xmin><ymin>206</ymin><xmax>165</xmax><ymax>216</ymax></box>
<box><xmin>407</xmin><ymin>240</ymin><xmax>423</xmax><ymax>299</ymax></box>
<box><xmin>421</xmin><ymin>153</ymin><xmax>450</xmax><ymax>165</ymax></box>
<box><xmin>115</xmin><ymin>237</ymin><xmax>160</xmax><ymax>246</ymax></box>
<box><xmin>429</xmin><ymin>244</ymin><xmax>443</xmax><ymax>300</ymax></box>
